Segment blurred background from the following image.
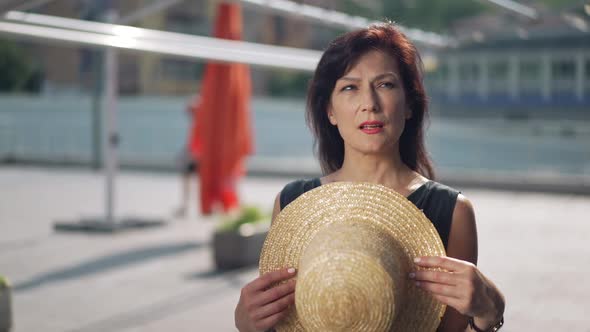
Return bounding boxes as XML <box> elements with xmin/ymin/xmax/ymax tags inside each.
<box><xmin>0</xmin><ymin>0</ymin><xmax>588</xmax><ymax>181</ymax></box>
<box><xmin>0</xmin><ymin>0</ymin><xmax>589</xmax><ymax>331</ymax></box>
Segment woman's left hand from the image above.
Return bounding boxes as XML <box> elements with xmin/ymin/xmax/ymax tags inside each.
<box><xmin>410</xmin><ymin>256</ymin><xmax>504</xmax><ymax>327</ymax></box>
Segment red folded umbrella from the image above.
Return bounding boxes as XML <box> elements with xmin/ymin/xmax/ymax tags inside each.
<box><xmin>189</xmin><ymin>2</ymin><xmax>253</xmax><ymax>215</ymax></box>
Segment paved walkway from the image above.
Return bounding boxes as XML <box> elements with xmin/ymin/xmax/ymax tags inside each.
<box><xmin>0</xmin><ymin>167</ymin><xmax>588</xmax><ymax>331</ymax></box>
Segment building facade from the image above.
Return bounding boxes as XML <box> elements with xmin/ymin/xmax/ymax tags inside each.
<box><xmin>428</xmin><ymin>13</ymin><xmax>589</xmax><ymax>118</ymax></box>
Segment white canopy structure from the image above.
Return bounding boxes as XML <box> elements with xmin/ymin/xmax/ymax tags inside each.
<box><xmin>0</xmin><ymin>1</ymin><xmax>450</xmax><ymax>231</ymax></box>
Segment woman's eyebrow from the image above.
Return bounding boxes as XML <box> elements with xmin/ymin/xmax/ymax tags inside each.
<box><xmin>338</xmin><ymin>76</ymin><xmax>361</xmax><ymax>82</ymax></box>
<box><xmin>338</xmin><ymin>72</ymin><xmax>399</xmax><ymax>83</ymax></box>
<box><xmin>373</xmin><ymin>72</ymin><xmax>399</xmax><ymax>80</ymax></box>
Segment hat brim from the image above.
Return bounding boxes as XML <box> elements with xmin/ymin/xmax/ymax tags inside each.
<box><xmin>259</xmin><ymin>182</ymin><xmax>446</xmax><ymax>332</ymax></box>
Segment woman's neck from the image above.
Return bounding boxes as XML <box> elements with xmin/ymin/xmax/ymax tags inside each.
<box><xmin>330</xmin><ymin>148</ymin><xmax>415</xmax><ymax>189</ymax></box>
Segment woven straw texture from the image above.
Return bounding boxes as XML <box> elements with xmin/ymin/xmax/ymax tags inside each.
<box><xmin>259</xmin><ymin>182</ymin><xmax>446</xmax><ymax>332</ymax></box>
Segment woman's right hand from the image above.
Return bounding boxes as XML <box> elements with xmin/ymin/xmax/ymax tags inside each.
<box><xmin>235</xmin><ymin>267</ymin><xmax>297</xmax><ymax>332</ymax></box>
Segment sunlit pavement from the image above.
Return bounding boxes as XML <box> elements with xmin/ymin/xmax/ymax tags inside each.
<box><xmin>1</xmin><ymin>166</ymin><xmax>588</xmax><ymax>331</ymax></box>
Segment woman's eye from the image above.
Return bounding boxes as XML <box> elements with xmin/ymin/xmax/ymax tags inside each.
<box><xmin>341</xmin><ymin>85</ymin><xmax>356</xmax><ymax>91</ymax></box>
<box><xmin>379</xmin><ymin>82</ymin><xmax>395</xmax><ymax>89</ymax></box>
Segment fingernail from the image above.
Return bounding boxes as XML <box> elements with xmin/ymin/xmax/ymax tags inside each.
<box><xmin>287</xmin><ymin>268</ymin><xmax>296</xmax><ymax>274</ymax></box>
<box><xmin>408</xmin><ymin>272</ymin><xmax>415</xmax><ymax>279</ymax></box>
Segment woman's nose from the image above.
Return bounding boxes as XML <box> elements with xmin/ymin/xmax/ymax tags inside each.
<box><xmin>360</xmin><ymin>87</ymin><xmax>379</xmax><ymax>112</ymax></box>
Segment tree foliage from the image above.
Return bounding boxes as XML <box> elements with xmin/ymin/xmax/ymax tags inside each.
<box><xmin>382</xmin><ymin>0</ymin><xmax>486</xmax><ymax>33</ymax></box>
<box><xmin>0</xmin><ymin>39</ymin><xmax>42</xmax><ymax>93</ymax></box>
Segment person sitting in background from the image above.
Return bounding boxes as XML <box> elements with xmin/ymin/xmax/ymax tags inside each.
<box><xmin>173</xmin><ymin>144</ymin><xmax>198</xmax><ymax>218</ymax></box>
<box><xmin>173</xmin><ymin>97</ymin><xmax>199</xmax><ymax>218</ymax></box>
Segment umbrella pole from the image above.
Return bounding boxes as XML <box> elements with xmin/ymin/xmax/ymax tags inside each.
<box><xmin>102</xmin><ymin>12</ymin><xmax>118</xmax><ymax>227</ymax></box>
<box><xmin>52</xmin><ymin>10</ymin><xmax>165</xmax><ymax>233</ymax></box>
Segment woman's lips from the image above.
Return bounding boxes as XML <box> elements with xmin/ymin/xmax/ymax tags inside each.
<box><xmin>359</xmin><ymin>121</ymin><xmax>384</xmax><ymax>134</ymax></box>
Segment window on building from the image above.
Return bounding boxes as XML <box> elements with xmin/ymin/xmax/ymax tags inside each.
<box><xmin>119</xmin><ymin>60</ymin><xmax>139</xmax><ymax>94</ymax></box>
<box><xmin>166</xmin><ymin>12</ymin><xmax>208</xmax><ymax>35</ymax></box>
<box><xmin>160</xmin><ymin>59</ymin><xmax>202</xmax><ymax>81</ymax></box>
<box><xmin>551</xmin><ymin>60</ymin><xmax>575</xmax><ymax>80</ymax></box>
<box><xmin>489</xmin><ymin>61</ymin><xmax>509</xmax><ymax>80</ymax></box>
<box><xmin>520</xmin><ymin>60</ymin><xmax>540</xmax><ymax>80</ymax></box>
<box><xmin>459</xmin><ymin>62</ymin><xmax>478</xmax><ymax>81</ymax></box>
<box><xmin>487</xmin><ymin>60</ymin><xmax>509</xmax><ymax>94</ymax></box>
<box><xmin>585</xmin><ymin>59</ymin><xmax>590</xmax><ymax>93</ymax></box>
<box><xmin>438</xmin><ymin>63</ymin><xmax>448</xmax><ymax>80</ymax></box>
<box><xmin>429</xmin><ymin>62</ymin><xmax>448</xmax><ymax>81</ymax></box>
<box><xmin>425</xmin><ymin>61</ymin><xmax>447</xmax><ymax>92</ymax></box>
<box><xmin>275</xmin><ymin>16</ymin><xmax>287</xmax><ymax>43</ymax></box>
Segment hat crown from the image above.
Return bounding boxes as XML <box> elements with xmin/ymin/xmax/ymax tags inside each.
<box><xmin>296</xmin><ymin>222</ymin><xmax>407</xmax><ymax>332</ymax></box>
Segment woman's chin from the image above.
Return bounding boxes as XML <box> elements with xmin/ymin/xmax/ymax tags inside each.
<box><xmin>356</xmin><ymin>146</ymin><xmax>392</xmax><ymax>156</ymax></box>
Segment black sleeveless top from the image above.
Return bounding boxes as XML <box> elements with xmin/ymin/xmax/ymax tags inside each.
<box><xmin>279</xmin><ymin>178</ymin><xmax>460</xmax><ymax>249</ymax></box>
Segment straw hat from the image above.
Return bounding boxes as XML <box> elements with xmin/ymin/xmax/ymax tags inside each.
<box><xmin>259</xmin><ymin>182</ymin><xmax>446</xmax><ymax>332</ymax></box>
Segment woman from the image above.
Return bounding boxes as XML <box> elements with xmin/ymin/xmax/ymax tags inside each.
<box><xmin>235</xmin><ymin>23</ymin><xmax>505</xmax><ymax>332</ymax></box>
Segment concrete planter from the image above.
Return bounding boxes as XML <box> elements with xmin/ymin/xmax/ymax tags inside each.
<box><xmin>213</xmin><ymin>222</ymin><xmax>269</xmax><ymax>270</ymax></box>
<box><xmin>0</xmin><ymin>280</ymin><xmax>12</xmax><ymax>332</ymax></box>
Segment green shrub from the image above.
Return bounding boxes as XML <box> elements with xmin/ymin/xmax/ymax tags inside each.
<box><xmin>0</xmin><ymin>276</ymin><xmax>8</xmax><ymax>289</ymax></box>
<box><xmin>216</xmin><ymin>206</ymin><xmax>270</xmax><ymax>232</ymax></box>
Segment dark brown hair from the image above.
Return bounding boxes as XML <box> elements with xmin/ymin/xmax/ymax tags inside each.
<box><xmin>306</xmin><ymin>23</ymin><xmax>435</xmax><ymax>179</ymax></box>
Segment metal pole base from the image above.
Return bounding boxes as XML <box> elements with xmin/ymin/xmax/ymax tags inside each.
<box><xmin>53</xmin><ymin>217</ymin><xmax>165</xmax><ymax>233</ymax></box>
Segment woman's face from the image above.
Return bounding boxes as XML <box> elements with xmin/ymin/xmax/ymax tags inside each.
<box><xmin>328</xmin><ymin>50</ymin><xmax>410</xmax><ymax>156</ymax></box>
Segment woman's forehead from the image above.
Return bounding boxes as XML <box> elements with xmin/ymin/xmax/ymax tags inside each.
<box><xmin>342</xmin><ymin>50</ymin><xmax>399</xmax><ymax>77</ymax></box>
